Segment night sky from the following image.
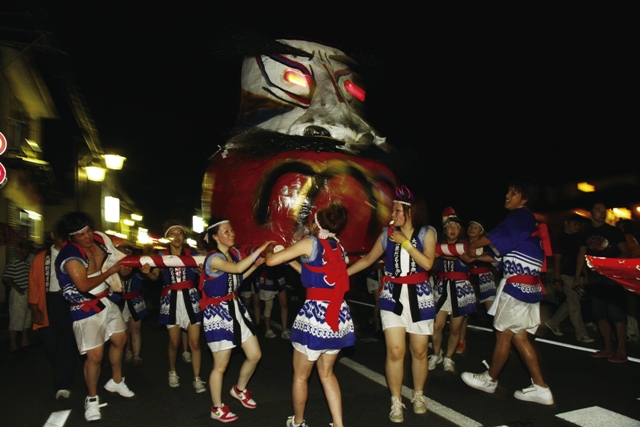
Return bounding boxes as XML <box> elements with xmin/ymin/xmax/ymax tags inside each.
<box><xmin>31</xmin><ymin>1</ymin><xmax>640</xmax><ymax>234</ymax></box>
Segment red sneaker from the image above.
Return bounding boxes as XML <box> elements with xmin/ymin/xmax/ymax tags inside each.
<box><xmin>210</xmin><ymin>405</ymin><xmax>238</xmax><ymax>423</ymax></box>
<box><xmin>230</xmin><ymin>385</ymin><xmax>257</xmax><ymax>409</ymax></box>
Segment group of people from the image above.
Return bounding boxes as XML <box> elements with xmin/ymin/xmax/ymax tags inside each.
<box><xmin>7</xmin><ymin>178</ymin><xmax>636</xmax><ymax>426</ymax></box>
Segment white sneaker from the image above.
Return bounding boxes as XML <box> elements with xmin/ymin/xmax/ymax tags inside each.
<box><xmin>193</xmin><ymin>376</ymin><xmax>207</xmax><ymax>393</ymax></box>
<box><xmin>428</xmin><ymin>351</ymin><xmax>443</xmax><ymax>370</ymax></box>
<box><xmin>182</xmin><ymin>351</ymin><xmax>192</xmax><ymax>363</ymax></box>
<box><xmin>545</xmin><ymin>321</ymin><xmax>563</xmax><ymax>336</ymax></box>
<box><xmin>461</xmin><ymin>370</ymin><xmax>497</xmax><ymax>394</ymax></box>
<box><xmin>411</xmin><ymin>390</ymin><xmax>426</xmax><ymax>414</ymax></box>
<box><xmin>443</xmin><ymin>357</ymin><xmax>455</xmax><ymax>372</ymax></box>
<box><xmin>84</xmin><ymin>396</ymin><xmax>106</xmax><ymax>422</ymax></box>
<box><xmin>168</xmin><ymin>371</ymin><xmax>180</xmax><ymax>388</ymax></box>
<box><xmin>265</xmin><ymin>330</ymin><xmax>277</xmax><ymax>339</ymax></box>
<box><xmin>104</xmin><ymin>378</ymin><xmax>135</xmax><ymax>398</ymax></box>
<box><xmin>55</xmin><ymin>389</ymin><xmax>71</xmax><ymax>399</ymax></box>
<box><xmin>389</xmin><ymin>395</ymin><xmax>405</xmax><ymax>423</ymax></box>
<box><xmin>281</xmin><ymin>329</ymin><xmax>291</xmax><ymax>340</ymax></box>
<box><xmin>286</xmin><ymin>415</ymin><xmax>309</xmax><ymax>427</ymax></box>
<box><xmin>514</xmin><ymin>380</ymin><xmax>554</xmax><ymax>405</ymax></box>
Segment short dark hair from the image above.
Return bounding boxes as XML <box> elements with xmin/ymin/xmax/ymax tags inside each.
<box><xmin>566</xmin><ymin>213</ymin><xmax>585</xmax><ymax>224</ymax></box>
<box><xmin>57</xmin><ymin>212</ymin><xmax>94</xmax><ymax>239</ymax></box>
<box><xmin>508</xmin><ymin>176</ymin><xmax>538</xmax><ymax>204</ymax></box>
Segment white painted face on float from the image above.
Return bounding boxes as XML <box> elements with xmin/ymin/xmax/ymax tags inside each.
<box><xmin>238</xmin><ymin>39</ymin><xmax>385</xmax><ymax>148</ymax></box>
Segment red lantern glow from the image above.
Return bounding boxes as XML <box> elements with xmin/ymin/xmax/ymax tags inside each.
<box><xmin>345</xmin><ymin>81</ymin><xmax>365</xmax><ymax>101</ymax></box>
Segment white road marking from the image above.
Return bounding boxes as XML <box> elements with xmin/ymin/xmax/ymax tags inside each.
<box><xmin>535</xmin><ymin>338</ymin><xmax>640</xmax><ymax>363</ymax></box>
<box><xmin>43</xmin><ymin>410</ymin><xmax>71</xmax><ymax>427</ymax></box>
<box><xmin>556</xmin><ymin>406</ymin><xmax>640</xmax><ymax>426</ymax></box>
<box><xmin>346</xmin><ymin>298</ymin><xmax>374</xmax><ymax>308</ymax></box>
<box><xmin>339</xmin><ymin>357</ymin><xmax>483</xmax><ymax>427</ymax></box>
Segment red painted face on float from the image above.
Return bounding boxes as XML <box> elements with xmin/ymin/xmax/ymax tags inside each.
<box><xmin>202</xmin><ymin>40</ymin><xmax>397</xmax><ymax>254</ymax></box>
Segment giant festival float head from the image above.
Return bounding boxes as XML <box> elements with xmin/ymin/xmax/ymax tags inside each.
<box><xmin>202</xmin><ymin>39</ymin><xmax>398</xmax><ymax>256</ymax></box>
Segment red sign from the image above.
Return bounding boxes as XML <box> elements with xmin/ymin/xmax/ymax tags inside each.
<box><xmin>0</xmin><ymin>163</ymin><xmax>6</xmax><ymax>185</ymax></box>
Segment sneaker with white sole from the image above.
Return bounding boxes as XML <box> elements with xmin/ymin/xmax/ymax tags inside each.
<box><xmin>411</xmin><ymin>390</ymin><xmax>426</xmax><ymax>414</ymax></box>
<box><xmin>428</xmin><ymin>351</ymin><xmax>443</xmax><ymax>370</ymax></box>
<box><xmin>104</xmin><ymin>378</ymin><xmax>135</xmax><ymax>398</ymax></box>
<box><xmin>169</xmin><ymin>371</ymin><xmax>180</xmax><ymax>388</ymax></box>
<box><xmin>577</xmin><ymin>335</ymin><xmax>595</xmax><ymax>343</ymax></box>
<box><xmin>182</xmin><ymin>351</ymin><xmax>192</xmax><ymax>363</ymax></box>
<box><xmin>389</xmin><ymin>395</ymin><xmax>405</xmax><ymax>423</ymax></box>
<box><xmin>211</xmin><ymin>404</ymin><xmax>238</xmax><ymax>423</ymax></box>
<box><xmin>545</xmin><ymin>321</ymin><xmax>563</xmax><ymax>336</ymax></box>
<box><xmin>461</xmin><ymin>370</ymin><xmax>497</xmax><ymax>394</ymax></box>
<box><xmin>193</xmin><ymin>376</ymin><xmax>207</xmax><ymax>393</ymax></box>
<box><xmin>84</xmin><ymin>395</ymin><xmax>106</xmax><ymax>422</ymax></box>
<box><xmin>281</xmin><ymin>329</ymin><xmax>291</xmax><ymax>340</ymax></box>
<box><xmin>230</xmin><ymin>385</ymin><xmax>257</xmax><ymax>409</ymax></box>
<box><xmin>514</xmin><ymin>380</ymin><xmax>554</xmax><ymax>405</ymax></box>
<box><xmin>124</xmin><ymin>351</ymin><xmax>133</xmax><ymax>363</ymax></box>
<box><xmin>265</xmin><ymin>330</ymin><xmax>277</xmax><ymax>339</ymax></box>
<box><xmin>443</xmin><ymin>357</ymin><xmax>455</xmax><ymax>372</ymax></box>
<box><xmin>55</xmin><ymin>389</ymin><xmax>71</xmax><ymax>399</ymax></box>
<box><xmin>286</xmin><ymin>415</ymin><xmax>309</xmax><ymax>427</ymax></box>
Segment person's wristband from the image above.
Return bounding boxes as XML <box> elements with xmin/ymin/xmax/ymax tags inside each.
<box><xmin>401</xmin><ymin>240</ymin><xmax>412</xmax><ymax>251</ymax></box>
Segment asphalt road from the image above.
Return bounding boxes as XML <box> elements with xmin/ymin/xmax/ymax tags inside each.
<box><xmin>1</xmin><ymin>285</ymin><xmax>639</xmax><ymax>427</ymax></box>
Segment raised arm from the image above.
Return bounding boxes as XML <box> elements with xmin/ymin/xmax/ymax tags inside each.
<box><xmin>65</xmin><ymin>259</ymin><xmax>122</xmax><ymax>293</ymax></box>
<box><xmin>265</xmin><ymin>238</ymin><xmax>313</xmax><ymax>267</ymax></box>
<box><xmin>347</xmin><ymin>233</ymin><xmax>385</xmax><ymax>276</ymax></box>
<box><xmin>210</xmin><ymin>241</ymin><xmax>274</xmax><ymax>274</ymax></box>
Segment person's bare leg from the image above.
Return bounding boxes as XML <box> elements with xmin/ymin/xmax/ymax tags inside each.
<box><xmin>85</xmin><ymin>345</ymin><xmax>104</xmax><ymax>396</ymax></box>
<box><xmin>597</xmin><ymin>319</ymin><xmax>613</xmax><ymax>354</ymax></box>
<box><xmin>187</xmin><ymin>323</ymin><xmax>201</xmax><ymax>378</ymax></box>
<box><xmin>237</xmin><ymin>336</ymin><xmax>261</xmax><ymax>390</ymax></box>
<box><xmin>613</xmin><ymin>322</ymin><xmax>627</xmax><ymax>359</ymax></box>
<box><xmin>291</xmin><ymin>349</ymin><xmax>314</xmax><ymax>425</ymax></box>
<box><xmin>445</xmin><ymin>316</ymin><xmax>464</xmax><ymax>358</ymax></box>
<box><xmin>109</xmin><ymin>331</ymin><xmax>127</xmax><ymax>383</ymax></box>
<box><xmin>409</xmin><ymin>334</ymin><xmax>429</xmax><ymax>392</ymax></box>
<box><xmin>384</xmin><ymin>327</ymin><xmax>407</xmax><ymax>398</ymax></box>
<box><xmin>432</xmin><ymin>310</ymin><xmax>448</xmax><ymax>355</ymax></box>
<box><xmin>317</xmin><ymin>353</ymin><xmax>344</xmax><ymax>427</ymax></box>
<box><xmin>512</xmin><ymin>331</ymin><xmax>546</xmax><ymax>386</ymax></box>
<box><xmin>167</xmin><ymin>326</ymin><xmax>181</xmax><ymax>372</ymax></box>
<box><xmin>488</xmin><ymin>329</ymin><xmax>514</xmax><ymax>380</ymax></box>
<box><xmin>129</xmin><ymin>319</ymin><xmax>142</xmax><ymax>358</ymax></box>
<box><xmin>210</xmin><ymin>349</ymin><xmax>231</xmax><ymax>407</ymax></box>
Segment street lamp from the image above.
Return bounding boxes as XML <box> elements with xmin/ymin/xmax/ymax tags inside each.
<box><xmin>103</xmin><ymin>154</ymin><xmax>126</xmax><ymax>170</ymax></box>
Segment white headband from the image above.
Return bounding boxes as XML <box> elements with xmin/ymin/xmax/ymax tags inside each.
<box><xmin>203</xmin><ymin>220</ymin><xmax>230</xmax><ymax>243</ymax></box>
<box><xmin>69</xmin><ymin>225</ymin><xmax>89</xmax><ymax>235</ymax></box>
<box><xmin>314</xmin><ymin>212</ymin><xmax>338</xmax><ymax>242</ymax></box>
<box><xmin>393</xmin><ymin>200</ymin><xmax>411</xmax><ymax>206</ymax></box>
<box><xmin>164</xmin><ymin>225</ymin><xmax>185</xmax><ymax>238</ymax></box>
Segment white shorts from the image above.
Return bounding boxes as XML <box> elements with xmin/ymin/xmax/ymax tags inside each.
<box><xmin>380</xmin><ymin>284</ymin><xmax>433</xmax><ymax>335</ymax></box>
<box><xmin>166</xmin><ymin>292</ymin><xmax>200</xmax><ymax>330</ymax></box>
<box><xmin>366</xmin><ymin>277</ymin><xmax>381</xmax><ymax>293</ymax></box>
<box><xmin>292</xmin><ymin>342</ymin><xmax>340</xmax><ymax>362</ymax></box>
<box><xmin>122</xmin><ymin>304</ymin><xmax>133</xmax><ymax>323</ymax></box>
<box><xmin>207</xmin><ymin>300</ymin><xmax>254</xmax><ymax>353</ymax></box>
<box><xmin>9</xmin><ymin>288</ymin><xmax>32</xmax><ymax>331</ymax></box>
<box><xmin>73</xmin><ymin>298</ymin><xmax>126</xmax><ymax>355</ymax></box>
<box><xmin>492</xmin><ymin>293</ymin><xmax>540</xmax><ymax>335</ymax></box>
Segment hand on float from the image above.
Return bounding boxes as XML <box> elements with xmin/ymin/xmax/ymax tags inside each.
<box><xmin>140</xmin><ymin>263</ymin><xmax>151</xmax><ymax>275</ymax></box>
<box><xmin>460</xmin><ymin>253</ymin><xmax>473</xmax><ymax>264</ymax></box>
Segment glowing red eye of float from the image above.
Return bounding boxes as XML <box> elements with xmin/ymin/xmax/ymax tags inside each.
<box><xmin>344</xmin><ymin>81</ymin><xmax>365</xmax><ymax>101</ymax></box>
<box><xmin>284</xmin><ymin>69</ymin><xmax>310</xmax><ymax>88</ymax></box>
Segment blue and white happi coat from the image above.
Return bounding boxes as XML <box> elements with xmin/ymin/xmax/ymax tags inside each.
<box><xmin>158</xmin><ymin>248</ymin><xmax>202</xmax><ymax>325</ymax></box>
<box><xmin>201</xmin><ymin>248</ymin><xmax>255</xmax><ymax>345</ymax></box>
<box><xmin>434</xmin><ymin>257</ymin><xmax>477</xmax><ymax>317</ymax></box>
<box><xmin>487</xmin><ymin>207</ymin><xmax>544</xmax><ymax>304</ymax></box>
<box><xmin>292</xmin><ymin>236</ymin><xmax>355</xmax><ymax>351</ymax></box>
<box><xmin>379</xmin><ymin>226</ymin><xmax>436</xmax><ymax>322</ymax></box>
<box><xmin>121</xmin><ymin>271</ymin><xmax>148</xmax><ymax>321</ymax></box>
